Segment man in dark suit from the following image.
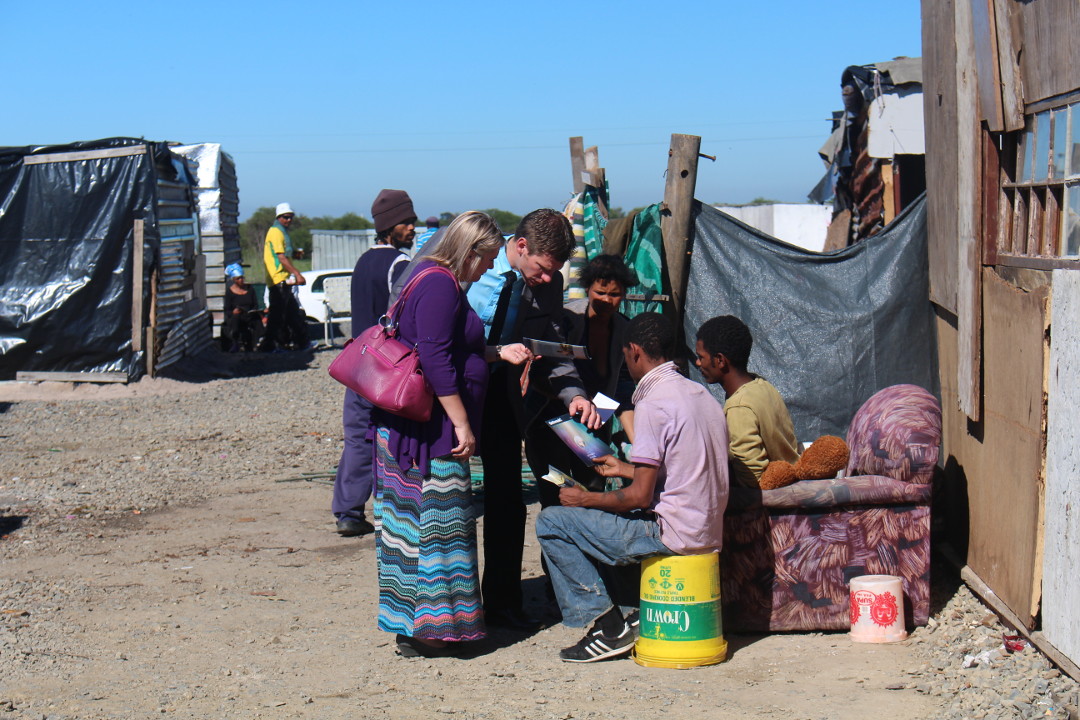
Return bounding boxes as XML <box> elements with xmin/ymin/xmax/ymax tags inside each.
<box><xmin>527</xmin><ymin>254</ymin><xmax>639</xmax><ymax>504</ymax></box>
<box><xmin>465</xmin><ymin>208</ymin><xmax>601</xmax><ymax>629</ymax></box>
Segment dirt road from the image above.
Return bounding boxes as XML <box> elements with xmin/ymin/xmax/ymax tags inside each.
<box><xmin>0</xmin><ymin>352</ymin><xmax>936</xmax><ymax>719</ymax></box>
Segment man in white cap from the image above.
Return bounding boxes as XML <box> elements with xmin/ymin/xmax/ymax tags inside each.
<box><xmin>258</xmin><ymin>203</ymin><xmax>308</xmax><ymax>352</ymax></box>
<box><xmin>331</xmin><ymin>189</ymin><xmax>417</xmax><ymax>536</ymax></box>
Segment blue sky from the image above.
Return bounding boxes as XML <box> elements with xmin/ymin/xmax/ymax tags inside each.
<box><xmin>1</xmin><ymin>1</ymin><xmax>922</xmax><ymax>221</ymax></box>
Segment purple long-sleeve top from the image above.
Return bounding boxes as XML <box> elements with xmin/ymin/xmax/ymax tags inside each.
<box><xmin>374</xmin><ymin>260</ymin><xmax>488</xmax><ymax>475</ymax></box>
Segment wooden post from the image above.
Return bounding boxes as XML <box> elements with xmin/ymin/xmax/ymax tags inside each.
<box><xmin>583</xmin><ymin>145</ymin><xmax>607</xmax><ymax>215</ymax></box>
<box><xmin>955</xmin><ymin>0</ymin><xmax>983</xmax><ymax>421</ymax></box>
<box><xmin>146</xmin><ymin>267</ymin><xmax>158</xmax><ymax>377</ymax></box>
<box><xmin>131</xmin><ymin>220</ymin><xmax>144</xmax><ymax>352</ymax></box>
<box><xmin>146</xmin><ymin>327</ymin><xmax>155</xmax><ymax>378</ymax></box>
<box><xmin>881</xmin><ymin>162</ymin><xmax>897</xmax><ymax>225</ymax></box>
<box><xmin>569</xmin><ymin>137</ymin><xmax>585</xmax><ymax>194</ymax></box>
<box><xmin>661</xmin><ymin>134</ymin><xmax>701</xmax><ymax>332</ymax></box>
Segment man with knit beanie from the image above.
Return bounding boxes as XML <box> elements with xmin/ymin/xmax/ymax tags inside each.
<box><xmin>331</xmin><ymin>189</ymin><xmax>417</xmax><ymax>537</ymax></box>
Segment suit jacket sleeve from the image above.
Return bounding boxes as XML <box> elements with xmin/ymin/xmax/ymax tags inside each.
<box><xmin>517</xmin><ymin>275</ymin><xmax>587</xmax><ymax>408</ymax></box>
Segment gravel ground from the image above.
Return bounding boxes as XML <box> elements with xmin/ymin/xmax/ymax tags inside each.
<box><xmin>904</xmin><ymin>579</ymin><xmax>1080</xmax><ymax>719</ymax></box>
<box><xmin>1</xmin><ymin>348</ymin><xmax>1077</xmax><ymax>719</ymax></box>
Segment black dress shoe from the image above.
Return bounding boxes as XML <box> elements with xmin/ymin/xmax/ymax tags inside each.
<box><xmin>395</xmin><ymin>634</ymin><xmax>459</xmax><ymax>658</ymax></box>
<box><xmin>485</xmin><ymin>607</ymin><xmax>543</xmax><ymax>631</ymax></box>
<box><xmin>336</xmin><ymin>517</ymin><xmax>374</xmax><ymax>537</ymax></box>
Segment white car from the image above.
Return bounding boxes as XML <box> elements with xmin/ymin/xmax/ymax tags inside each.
<box><xmin>263</xmin><ymin>268</ymin><xmax>352</xmax><ymax>323</ymax></box>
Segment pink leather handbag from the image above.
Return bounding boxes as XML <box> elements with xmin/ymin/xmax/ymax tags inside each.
<box><xmin>328</xmin><ymin>266</ymin><xmax>456</xmax><ymax>422</ymax></box>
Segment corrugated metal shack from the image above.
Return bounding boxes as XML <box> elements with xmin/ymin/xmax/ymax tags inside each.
<box><xmin>311</xmin><ymin>228</ymin><xmax>379</xmax><ymax>271</ymax></box>
<box><xmin>923</xmin><ymin>0</ymin><xmax>1080</xmax><ymax>677</ymax></box>
<box><xmin>812</xmin><ymin>58</ymin><xmax>927</xmax><ymax>249</ymax></box>
<box><xmin>169</xmin><ymin>143</ymin><xmax>241</xmax><ymax>338</ymax></box>
<box><xmin>0</xmin><ymin>137</ymin><xmax>212</xmax><ymax>381</ymax></box>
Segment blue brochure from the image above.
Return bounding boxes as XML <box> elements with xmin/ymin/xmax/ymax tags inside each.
<box><xmin>545</xmin><ymin>414</ymin><xmax>612</xmax><ymax>466</ymax></box>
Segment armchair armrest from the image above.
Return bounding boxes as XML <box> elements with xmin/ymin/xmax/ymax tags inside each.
<box><xmin>727</xmin><ymin>474</ymin><xmax>931</xmax><ymax>513</ymax></box>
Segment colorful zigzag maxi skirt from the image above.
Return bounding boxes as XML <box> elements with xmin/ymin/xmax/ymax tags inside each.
<box><xmin>373</xmin><ymin>427</ymin><xmax>486</xmax><ymax>641</ymax></box>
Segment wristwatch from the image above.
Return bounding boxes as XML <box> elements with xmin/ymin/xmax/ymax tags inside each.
<box><xmin>495</xmin><ymin>345</ymin><xmax>504</xmax><ymax>357</ymax></box>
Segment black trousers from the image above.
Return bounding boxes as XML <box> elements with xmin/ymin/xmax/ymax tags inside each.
<box><xmin>261</xmin><ymin>282</ymin><xmax>307</xmax><ymax>350</ymax></box>
<box><xmin>479</xmin><ymin>365</ymin><xmax>528</xmax><ymax>612</ymax></box>
<box><xmin>224</xmin><ymin>311</ymin><xmax>262</xmax><ymax>351</ymax></box>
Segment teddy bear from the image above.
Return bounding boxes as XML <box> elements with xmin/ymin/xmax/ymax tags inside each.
<box><xmin>758</xmin><ymin>435</ymin><xmax>850</xmax><ymax>491</ymax></box>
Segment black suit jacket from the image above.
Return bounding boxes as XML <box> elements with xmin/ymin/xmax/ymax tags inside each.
<box><xmin>502</xmin><ymin>272</ymin><xmax>587</xmax><ymax>420</ymax></box>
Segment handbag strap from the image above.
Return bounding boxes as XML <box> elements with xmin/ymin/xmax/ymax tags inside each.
<box><xmin>384</xmin><ymin>264</ymin><xmax>458</xmax><ymax>323</ymax></box>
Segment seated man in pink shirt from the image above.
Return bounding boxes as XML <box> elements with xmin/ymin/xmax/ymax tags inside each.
<box><xmin>535</xmin><ymin>312</ymin><xmax>730</xmax><ymax>663</ymax></box>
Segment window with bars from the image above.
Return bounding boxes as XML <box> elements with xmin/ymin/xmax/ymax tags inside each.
<box><xmin>998</xmin><ymin>99</ymin><xmax>1080</xmax><ymax>263</ymax></box>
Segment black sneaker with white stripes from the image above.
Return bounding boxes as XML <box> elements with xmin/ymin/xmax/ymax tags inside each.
<box><xmin>559</xmin><ymin>618</ymin><xmax>635</xmax><ymax>663</ymax></box>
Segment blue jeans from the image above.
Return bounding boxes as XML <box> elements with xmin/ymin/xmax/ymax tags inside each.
<box><xmin>536</xmin><ymin>506</ymin><xmax>670</xmax><ymax>627</ymax></box>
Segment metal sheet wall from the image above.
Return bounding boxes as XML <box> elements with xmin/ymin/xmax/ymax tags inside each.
<box><xmin>312</xmin><ymin>229</ymin><xmax>379</xmax><ymax>270</ymax></box>
<box><xmin>154</xmin><ymin>216</ymin><xmax>212</xmax><ymax>372</ymax></box>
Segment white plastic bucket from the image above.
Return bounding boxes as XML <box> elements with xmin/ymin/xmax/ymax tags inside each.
<box><xmin>849</xmin><ymin>574</ymin><xmax>908</xmax><ymax>643</ymax></box>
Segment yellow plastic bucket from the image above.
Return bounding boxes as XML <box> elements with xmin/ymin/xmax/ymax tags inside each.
<box><xmin>634</xmin><ymin>552</ymin><xmax>727</xmax><ymax>668</ymax></box>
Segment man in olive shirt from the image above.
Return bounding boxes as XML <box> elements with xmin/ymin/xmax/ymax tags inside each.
<box><xmin>694</xmin><ymin>315</ymin><xmax>800</xmax><ymax>488</ymax></box>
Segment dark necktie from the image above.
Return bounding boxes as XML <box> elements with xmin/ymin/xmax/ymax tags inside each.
<box><xmin>487</xmin><ymin>270</ymin><xmax>517</xmax><ymax>344</ymax></box>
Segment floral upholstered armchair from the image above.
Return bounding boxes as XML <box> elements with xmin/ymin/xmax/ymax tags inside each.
<box><xmin>721</xmin><ymin>384</ymin><xmax>941</xmax><ymax>632</ymax></box>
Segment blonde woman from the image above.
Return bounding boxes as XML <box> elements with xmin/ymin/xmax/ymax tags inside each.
<box><xmin>371</xmin><ymin>211</ymin><xmax>512</xmax><ymax>658</ymax></box>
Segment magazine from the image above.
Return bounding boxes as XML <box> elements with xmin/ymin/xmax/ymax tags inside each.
<box><xmin>545</xmin><ymin>414</ymin><xmax>613</xmax><ymax>466</ymax></box>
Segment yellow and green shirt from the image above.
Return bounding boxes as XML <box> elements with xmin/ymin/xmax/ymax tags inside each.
<box><xmin>263</xmin><ymin>222</ymin><xmax>293</xmax><ymax>285</ymax></box>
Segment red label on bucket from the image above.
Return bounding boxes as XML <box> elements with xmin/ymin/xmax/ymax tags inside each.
<box><xmin>870</xmin><ymin>591</ymin><xmax>898</xmax><ymax>627</ymax></box>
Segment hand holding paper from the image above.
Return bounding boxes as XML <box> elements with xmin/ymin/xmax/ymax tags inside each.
<box><xmin>522</xmin><ymin>337</ymin><xmax>590</xmax><ymax>360</ymax></box>
<box><xmin>592</xmin><ymin>392</ymin><xmax>620</xmax><ymax>424</ymax></box>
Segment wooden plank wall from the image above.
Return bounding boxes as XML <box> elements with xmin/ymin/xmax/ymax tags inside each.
<box><xmin>1012</xmin><ymin>0</ymin><xmax>1080</xmax><ymax>104</ymax></box>
<box><xmin>925</xmin><ymin>0</ymin><xmax>1080</xmax><ymax>670</ymax></box>
<box><xmin>938</xmin><ymin>268</ymin><xmax>1048</xmax><ymax>627</ymax></box>
<box><xmin>921</xmin><ymin>0</ymin><xmax>959</xmax><ymax>314</ymax></box>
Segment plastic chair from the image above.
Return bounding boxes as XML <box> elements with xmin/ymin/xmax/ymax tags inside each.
<box><xmin>321</xmin><ymin>276</ymin><xmax>352</xmax><ymax>347</ymax></box>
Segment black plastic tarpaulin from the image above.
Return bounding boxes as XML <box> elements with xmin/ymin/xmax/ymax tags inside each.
<box><xmin>0</xmin><ymin>138</ymin><xmax>178</xmax><ymax>381</ymax></box>
<box><xmin>683</xmin><ymin>195</ymin><xmax>936</xmax><ymax>442</ymax></box>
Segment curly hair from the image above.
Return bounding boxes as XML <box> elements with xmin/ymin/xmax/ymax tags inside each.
<box><xmin>513</xmin><ymin>208</ymin><xmax>575</xmax><ymax>264</ymax></box>
<box><xmin>625</xmin><ymin>312</ymin><xmax>676</xmax><ymax>361</ymax></box>
<box><xmin>578</xmin><ymin>254</ymin><xmax>639</xmax><ymax>290</ymax></box>
<box><xmin>696</xmin><ymin>315</ymin><xmax>753</xmax><ymax>372</ymax></box>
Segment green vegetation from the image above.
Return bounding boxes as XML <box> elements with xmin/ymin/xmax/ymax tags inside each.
<box><xmin>240</xmin><ymin>207</ymin><xmax>529</xmax><ymax>262</ymax></box>
<box><xmin>435</xmin><ymin>209</ymin><xmax>523</xmax><ymax>233</ymax></box>
<box><xmin>240</xmin><ymin>207</ymin><xmax>373</xmax><ymax>261</ymax></box>
<box><xmin>479</xmin><ymin>209</ymin><xmax>522</xmax><ymax>233</ymax></box>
